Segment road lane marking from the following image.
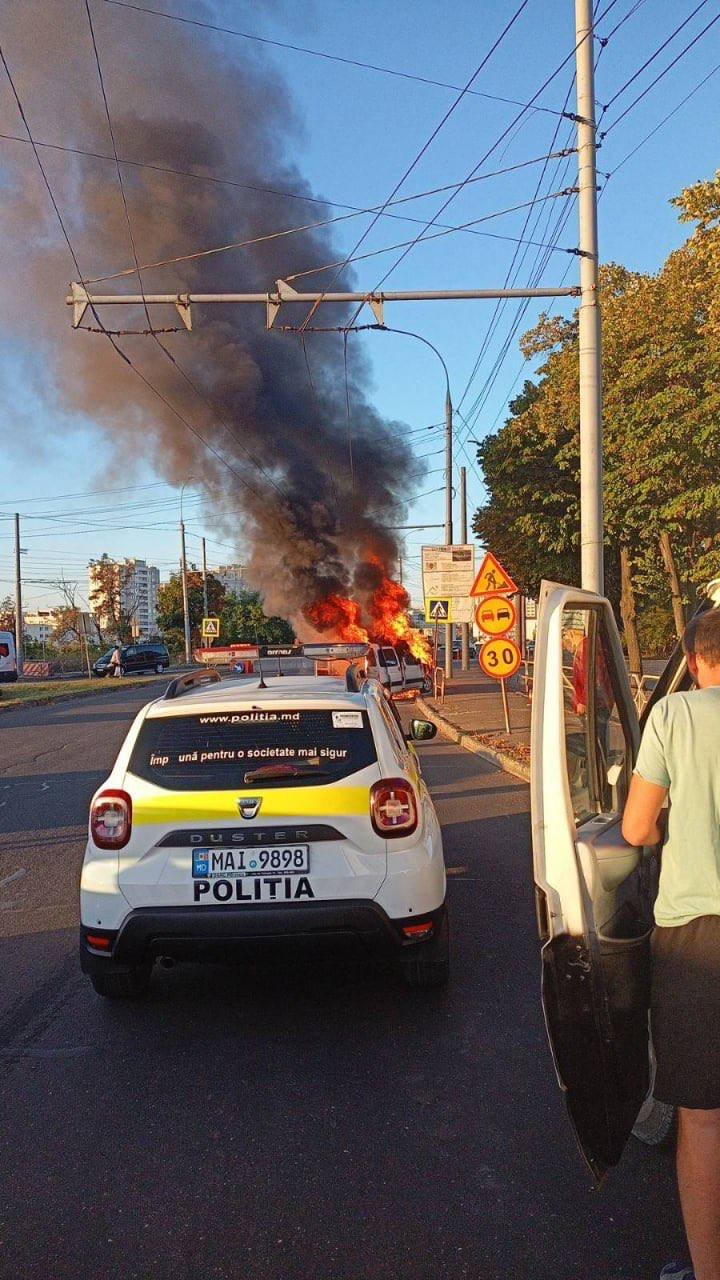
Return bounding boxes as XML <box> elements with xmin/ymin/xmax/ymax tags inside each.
<box><xmin>0</xmin><ymin>868</ymin><xmax>26</xmax><ymax>888</ymax></box>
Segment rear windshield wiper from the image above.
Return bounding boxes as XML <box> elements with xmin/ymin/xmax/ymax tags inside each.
<box><xmin>243</xmin><ymin>763</ymin><xmax>331</xmax><ymax>784</ymax></box>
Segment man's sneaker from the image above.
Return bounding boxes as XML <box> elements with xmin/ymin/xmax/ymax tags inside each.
<box><xmin>660</xmin><ymin>1264</ymin><xmax>694</xmax><ymax>1279</ymax></box>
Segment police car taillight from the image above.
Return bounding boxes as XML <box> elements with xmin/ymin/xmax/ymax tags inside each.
<box><xmin>90</xmin><ymin>789</ymin><xmax>132</xmax><ymax>849</ymax></box>
<box><xmin>370</xmin><ymin>779</ymin><xmax>418</xmax><ymax>837</ymax></box>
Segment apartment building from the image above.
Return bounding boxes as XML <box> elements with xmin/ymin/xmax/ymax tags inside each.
<box><xmin>210</xmin><ymin>563</ymin><xmax>247</xmax><ymax>596</ymax></box>
<box><xmin>88</xmin><ymin>557</ymin><xmax>160</xmax><ymax>638</ymax></box>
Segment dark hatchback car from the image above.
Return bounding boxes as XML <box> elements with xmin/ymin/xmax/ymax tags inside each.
<box><xmin>93</xmin><ymin>642</ymin><xmax>170</xmax><ymax>678</ymax></box>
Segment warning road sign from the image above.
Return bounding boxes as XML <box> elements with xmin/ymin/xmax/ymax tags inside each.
<box><xmin>479</xmin><ymin>637</ymin><xmax>521</xmax><ymax>680</ymax></box>
<box><xmin>470</xmin><ymin>551</ymin><xmax>518</xmax><ymax>598</ymax></box>
<box><xmin>201</xmin><ymin>616</ymin><xmax>220</xmax><ymax>639</ymax></box>
<box><xmin>475</xmin><ymin>594</ymin><xmax>517</xmax><ymax>637</ymax></box>
<box><xmin>425</xmin><ymin>597</ymin><xmax>451</xmax><ymax>622</ymax></box>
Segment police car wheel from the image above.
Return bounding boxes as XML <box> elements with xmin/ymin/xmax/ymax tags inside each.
<box><xmin>90</xmin><ymin>964</ymin><xmax>151</xmax><ymax>999</ymax></box>
<box><xmin>400</xmin><ymin>913</ymin><xmax>449</xmax><ymax>988</ymax></box>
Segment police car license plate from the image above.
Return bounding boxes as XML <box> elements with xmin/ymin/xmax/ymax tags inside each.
<box><xmin>192</xmin><ymin>846</ymin><xmax>309</xmax><ymax>878</ymax></box>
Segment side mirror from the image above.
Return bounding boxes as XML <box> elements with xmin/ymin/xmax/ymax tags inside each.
<box><xmin>408</xmin><ymin>718</ymin><xmax>437</xmax><ymax>742</ymax></box>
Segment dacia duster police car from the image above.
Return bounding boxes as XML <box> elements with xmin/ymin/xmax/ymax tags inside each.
<box><xmin>80</xmin><ymin>647</ymin><xmax>448</xmax><ymax>997</ymax></box>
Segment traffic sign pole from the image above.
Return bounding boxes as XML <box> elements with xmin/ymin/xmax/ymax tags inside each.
<box><xmin>500</xmin><ymin>679</ymin><xmax>512</xmax><ymax>735</ymax></box>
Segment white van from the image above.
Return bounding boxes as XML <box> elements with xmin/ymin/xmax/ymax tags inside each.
<box><xmin>366</xmin><ymin>643</ymin><xmax>429</xmax><ymax>695</ymax></box>
<box><xmin>0</xmin><ymin>631</ymin><xmax>17</xmax><ymax>682</ymax></box>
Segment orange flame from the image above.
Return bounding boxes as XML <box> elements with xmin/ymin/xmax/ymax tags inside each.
<box><xmin>305</xmin><ymin>562</ymin><xmax>432</xmax><ymax>667</ymax></box>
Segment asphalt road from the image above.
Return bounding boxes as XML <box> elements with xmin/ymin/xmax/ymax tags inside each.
<box><xmin>0</xmin><ymin>684</ymin><xmax>681</xmax><ymax>1280</ymax></box>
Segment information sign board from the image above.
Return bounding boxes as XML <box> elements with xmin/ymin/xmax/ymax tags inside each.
<box><xmin>421</xmin><ymin>545</ymin><xmax>475</xmax><ymax>624</ymax></box>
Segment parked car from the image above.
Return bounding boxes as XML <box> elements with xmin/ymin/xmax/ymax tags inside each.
<box><xmin>0</xmin><ymin>630</ymin><xmax>17</xmax><ymax>683</ymax></box>
<box><xmin>93</xmin><ymin>642</ymin><xmax>170</xmax><ymax>678</ymax></box>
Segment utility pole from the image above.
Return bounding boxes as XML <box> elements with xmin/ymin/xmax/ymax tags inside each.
<box><xmin>575</xmin><ymin>0</ymin><xmax>603</xmax><ymax>594</ymax></box>
<box><xmin>201</xmin><ymin>537</ymin><xmax>209</xmax><ymax>618</ymax></box>
<box><xmin>179</xmin><ymin>522</ymin><xmax>192</xmax><ymax>665</ymax></box>
<box><xmin>444</xmin><ymin>387</ymin><xmax>453</xmax><ymax>683</ymax></box>
<box><xmin>459</xmin><ymin>467</ymin><xmax>469</xmax><ymax>672</ymax></box>
<box><xmin>14</xmin><ymin>513</ymin><xmax>23</xmax><ymax>677</ymax></box>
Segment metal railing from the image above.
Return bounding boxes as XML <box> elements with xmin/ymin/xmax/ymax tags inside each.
<box><xmin>432</xmin><ymin>666</ymin><xmax>446</xmax><ymax>704</ymax></box>
<box><xmin>519</xmin><ymin>659</ymin><xmax>657</xmax><ymax>712</ymax></box>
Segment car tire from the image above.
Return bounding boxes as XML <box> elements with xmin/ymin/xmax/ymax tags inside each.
<box><xmin>400</xmin><ymin>913</ymin><xmax>449</xmax><ymax>989</ymax></box>
<box><xmin>90</xmin><ymin>964</ymin><xmax>151</xmax><ymax>999</ymax></box>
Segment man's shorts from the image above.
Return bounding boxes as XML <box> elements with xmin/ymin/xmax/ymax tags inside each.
<box><xmin>652</xmin><ymin>915</ymin><xmax>720</xmax><ymax>1110</ymax></box>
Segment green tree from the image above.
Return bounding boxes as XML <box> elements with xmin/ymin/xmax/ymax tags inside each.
<box><xmin>223</xmin><ymin>590</ymin><xmax>295</xmax><ymax>645</ymax></box>
<box><xmin>0</xmin><ymin>596</ymin><xmax>15</xmax><ymax>632</ymax></box>
<box><xmin>472</xmin><ymin>171</ymin><xmax>720</xmax><ymax>663</ymax></box>
<box><xmin>156</xmin><ymin>571</ymin><xmax>226</xmax><ymax>647</ymax></box>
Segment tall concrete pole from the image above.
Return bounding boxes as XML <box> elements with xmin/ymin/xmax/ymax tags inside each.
<box><xmin>459</xmin><ymin>467</ymin><xmax>470</xmax><ymax>672</ymax></box>
<box><xmin>201</xmin><ymin>537</ymin><xmax>209</xmax><ymax>618</ymax></box>
<box><xmin>179</xmin><ymin>523</ymin><xmax>192</xmax><ymax>664</ymax></box>
<box><xmin>14</xmin><ymin>513</ymin><xmax>23</xmax><ymax>676</ymax></box>
<box><xmin>444</xmin><ymin>387</ymin><xmax>453</xmax><ymax>682</ymax></box>
<box><xmin>575</xmin><ymin>0</ymin><xmax>603</xmax><ymax>594</ymax></box>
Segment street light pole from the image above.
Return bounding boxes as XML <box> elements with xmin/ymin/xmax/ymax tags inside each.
<box><xmin>201</xmin><ymin>537</ymin><xmax>209</xmax><ymax>618</ymax></box>
<box><xmin>179</xmin><ymin>480</ymin><xmax>193</xmax><ymax>665</ymax></box>
<box><xmin>14</xmin><ymin>513</ymin><xmax>23</xmax><ymax>677</ymax></box>
<box><xmin>459</xmin><ymin>467</ymin><xmax>470</xmax><ymax>672</ymax></box>
<box><xmin>575</xmin><ymin>0</ymin><xmax>603</xmax><ymax>594</ymax></box>
<box><xmin>370</xmin><ymin>327</ymin><xmax>453</xmax><ymax>682</ymax></box>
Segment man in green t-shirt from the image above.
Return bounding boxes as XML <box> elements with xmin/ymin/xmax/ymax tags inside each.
<box><xmin>623</xmin><ymin>607</ymin><xmax>720</xmax><ymax>1280</ymax></box>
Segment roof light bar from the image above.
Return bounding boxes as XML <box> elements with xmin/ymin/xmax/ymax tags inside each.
<box><xmin>301</xmin><ymin>643</ymin><xmax>369</xmax><ymax>660</ymax></box>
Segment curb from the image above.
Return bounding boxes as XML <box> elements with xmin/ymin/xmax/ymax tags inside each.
<box><xmin>0</xmin><ymin>675</ymin><xmax>170</xmax><ymax>717</ymax></box>
<box><xmin>415</xmin><ymin>696</ymin><xmax>530</xmax><ymax>783</ymax></box>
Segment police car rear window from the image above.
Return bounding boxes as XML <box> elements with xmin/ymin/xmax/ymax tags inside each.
<box><xmin>128</xmin><ymin>709</ymin><xmax>378</xmax><ymax>790</ymax></box>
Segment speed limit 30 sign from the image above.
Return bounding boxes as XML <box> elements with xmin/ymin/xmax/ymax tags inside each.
<box><xmin>479</xmin><ymin>636</ymin><xmax>521</xmax><ymax>680</ymax></box>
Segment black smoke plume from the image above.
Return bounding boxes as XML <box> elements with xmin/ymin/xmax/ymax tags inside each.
<box><xmin>0</xmin><ymin>1</ymin><xmax>424</xmax><ymax>623</ymax></box>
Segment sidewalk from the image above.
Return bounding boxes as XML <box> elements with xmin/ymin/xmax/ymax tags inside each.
<box><xmin>416</xmin><ymin>666</ymin><xmax>531</xmax><ymax>782</ymax></box>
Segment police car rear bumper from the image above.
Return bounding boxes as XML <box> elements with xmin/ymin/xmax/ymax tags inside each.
<box><xmin>80</xmin><ymin>901</ymin><xmax>447</xmax><ymax>971</ymax></box>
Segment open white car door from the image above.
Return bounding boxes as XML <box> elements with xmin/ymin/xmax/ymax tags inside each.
<box><xmin>531</xmin><ymin>581</ymin><xmax>658</xmax><ymax>1181</ymax></box>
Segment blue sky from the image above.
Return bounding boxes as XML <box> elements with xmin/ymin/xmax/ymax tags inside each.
<box><xmin>1</xmin><ymin>0</ymin><xmax>718</xmax><ymax>611</ymax></box>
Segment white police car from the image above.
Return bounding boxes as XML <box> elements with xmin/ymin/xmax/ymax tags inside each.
<box><xmin>80</xmin><ymin>646</ymin><xmax>448</xmax><ymax>997</ymax></box>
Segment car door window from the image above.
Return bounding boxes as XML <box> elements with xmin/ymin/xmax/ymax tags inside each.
<box><xmin>562</xmin><ymin>605</ymin><xmax>632</xmax><ymax>826</ymax></box>
<box><xmin>376</xmin><ymin>696</ymin><xmax>407</xmax><ymax>764</ymax></box>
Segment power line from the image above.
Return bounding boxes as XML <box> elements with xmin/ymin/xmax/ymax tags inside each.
<box><xmin>343</xmin><ymin>0</ymin><xmax>621</xmax><ymax>328</ymax></box>
<box><xmin>456</xmin><ymin>74</ymin><xmax>577</xmax><ymax>418</ymax></box>
<box><xmin>606</xmin><ymin>58</ymin><xmax>720</xmax><ymax>175</ymax></box>
<box><xmin>0</xmin><ymin>129</ymin><xmax>575</xmax><ymax>268</ymax></box>
<box><xmin>298</xmin><ymin>0</ymin><xmax>532</xmax><ymax>332</ymax></box>
<box><xmin>73</xmin><ymin>149</ymin><xmax>575</xmax><ymax>284</ymax></box>
<box><xmin>100</xmin><ymin>0</ymin><xmax>569</xmax><ymax>117</ymax></box>
<box><xmin>285</xmin><ymin>189</ymin><xmax>579</xmax><ymax>283</ymax></box>
<box><xmin>602</xmin><ymin>9</ymin><xmax>720</xmax><ymax>134</ymax></box>
<box><xmin>600</xmin><ymin>0</ymin><xmax>711</xmax><ymax>111</ymax></box>
<box><xmin>0</xmin><ymin>479</ymin><xmax>177</xmax><ymax>508</ymax></box>
<box><xmin>81</xmin><ymin>8</ymin><xmax>285</xmax><ymax>507</ymax></box>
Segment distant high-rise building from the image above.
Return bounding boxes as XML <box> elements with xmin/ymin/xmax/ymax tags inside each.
<box><xmin>88</xmin><ymin>557</ymin><xmax>160</xmax><ymax>638</ymax></box>
<box><xmin>210</xmin><ymin>563</ymin><xmax>247</xmax><ymax>596</ymax></box>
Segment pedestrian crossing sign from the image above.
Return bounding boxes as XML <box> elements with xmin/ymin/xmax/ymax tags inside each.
<box><xmin>201</xmin><ymin>616</ymin><xmax>220</xmax><ymax>638</ymax></box>
<box><xmin>470</xmin><ymin>552</ymin><xmax>518</xmax><ymax>598</ymax></box>
<box><xmin>425</xmin><ymin>598</ymin><xmax>451</xmax><ymax>622</ymax></box>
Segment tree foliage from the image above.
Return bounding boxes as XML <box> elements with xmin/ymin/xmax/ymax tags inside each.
<box><xmin>156</xmin><ymin>571</ymin><xmax>226</xmax><ymax>647</ymax></box>
<box><xmin>0</xmin><ymin>596</ymin><xmax>15</xmax><ymax>632</ymax></box>
<box><xmin>472</xmin><ymin>170</ymin><xmax>720</xmax><ymax>652</ymax></box>
<box><xmin>156</xmin><ymin>575</ymin><xmax>294</xmax><ymax>650</ymax></box>
<box><xmin>223</xmin><ymin>590</ymin><xmax>295</xmax><ymax>645</ymax></box>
